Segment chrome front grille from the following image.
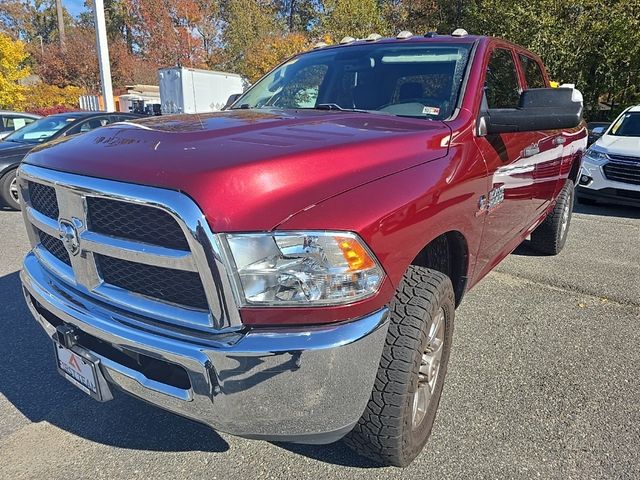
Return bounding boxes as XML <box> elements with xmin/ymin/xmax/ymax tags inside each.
<box><xmin>18</xmin><ymin>164</ymin><xmax>241</xmax><ymax>332</ymax></box>
<box><xmin>36</xmin><ymin>228</ymin><xmax>71</xmax><ymax>266</ymax></box>
<box><xmin>95</xmin><ymin>254</ymin><xmax>209</xmax><ymax>310</ymax></box>
<box><xmin>86</xmin><ymin>196</ymin><xmax>191</xmax><ymax>250</ymax></box>
<box><xmin>29</xmin><ymin>181</ymin><xmax>59</xmax><ymax>219</ymax></box>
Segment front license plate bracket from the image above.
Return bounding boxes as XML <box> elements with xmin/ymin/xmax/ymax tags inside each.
<box><xmin>53</xmin><ymin>336</ymin><xmax>113</xmax><ymax>402</ymax></box>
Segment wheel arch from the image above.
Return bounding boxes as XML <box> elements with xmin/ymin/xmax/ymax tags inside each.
<box><xmin>410</xmin><ymin>230</ymin><xmax>469</xmax><ymax>306</ymax></box>
<box><xmin>0</xmin><ymin>159</ymin><xmax>20</xmax><ymax>178</ymax></box>
<box><xmin>568</xmin><ymin>151</ymin><xmax>583</xmax><ymax>184</ymax></box>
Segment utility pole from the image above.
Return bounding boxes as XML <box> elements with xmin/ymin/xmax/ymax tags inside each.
<box><xmin>93</xmin><ymin>0</ymin><xmax>115</xmax><ymax>111</ymax></box>
<box><xmin>55</xmin><ymin>0</ymin><xmax>66</xmax><ymax>49</ymax></box>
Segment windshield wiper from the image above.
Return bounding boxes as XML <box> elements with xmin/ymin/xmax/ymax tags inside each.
<box><xmin>314</xmin><ymin>103</ymin><xmax>348</xmax><ymax>111</ymax></box>
<box><xmin>313</xmin><ymin>104</ymin><xmax>386</xmax><ymax>115</ymax></box>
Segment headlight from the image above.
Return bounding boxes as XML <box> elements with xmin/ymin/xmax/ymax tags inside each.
<box><xmin>584</xmin><ymin>148</ymin><xmax>609</xmax><ymax>165</ymax></box>
<box><xmin>220</xmin><ymin>231</ymin><xmax>384</xmax><ymax>306</ymax></box>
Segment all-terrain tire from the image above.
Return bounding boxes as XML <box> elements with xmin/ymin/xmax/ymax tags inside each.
<box><xmin>344</xmin><ymin>266</ymin><xmax>455</xmax><ymax>467</ymax></box>
<box><xmin>530</xmin><ymin>179</ymin><xmax>575</xmax><ymax>255</ymax></box>
<box><xmin>0</xmin><ymin>168</ymin><xmax>20</xmax><ymax>210</ymax></box>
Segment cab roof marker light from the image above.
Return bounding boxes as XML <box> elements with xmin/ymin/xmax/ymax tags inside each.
<box><xmin>396</xmin><ymin>31</ymin><xmax>413</xmax><ymax>39</ymax></box>
<box><xmin>365</xmin><ymin>33</ymin><xmax>382</xmax><ymax>42</ymax></box>
<box><xmin>339</xmin><ymin>36</ymin><xmax>356</xmax><ymax>45</ymax></box>
<box><xmin>451</xmin><ymin>28</ymin><xmax>468</xmax><ymax>37</ymax></box>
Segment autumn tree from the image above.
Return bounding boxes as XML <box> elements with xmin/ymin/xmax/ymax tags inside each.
<box><xmin>0</xmin><ymin>33</ymin><xmax>29</xmax><ymax>109</ymax></box>
<box><xmin>216</xmin><ymin>0</ymin><xmax>283</xmax><ymax>73</ymax></box>
<box><xmin>320</xmin><ymin>0</ymin><xmax>388</xmax><ymax>40</ymax></box>
<box><xmin>380</xmin><ymin>0</ymin><xmax>472</xmax><ymax>35</ymax></box>
<box><xmin>243</xmin><ymin>32</ymin><xmax>310</xmax><ymax>82</ymax></box>
<box><xmin>276</xmin><ymin>0</ymin><xmax>318</xmax><ymax>32</ymax></box>
<box><xmin>22</xmin><ymin>83</ymin><xmax>83</xmax><ymax>113</ymax></box>
<box><xmin>0</xmin><ymin>0</ymin><xmax>73</xmax><ymax>44</ymax></box>
<box><xmin>123</xmin><ymin>0</ymin><xmax>207</xmax><ymax>67</ymax></box>
<box><xmin>193</xmin><ymin>0</ymin><xmax>223</xmax><ymax>57</ymax></box>
<box><xmin>78</xmin><ymin>0</ymin><xmax>137</xmax><ymax>51</ymax></box>
<box><xmin>32</xmin><ymin>25</ymin><xmax>159</xmax><ymax>92</ymax></box>
<box><xmin>468</xmin><ymin>0</ymin><xmax>640</xmax><ymax>117</ymax></box>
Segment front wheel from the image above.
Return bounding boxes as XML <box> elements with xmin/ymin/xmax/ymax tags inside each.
<box><xmin>344</xmin><ymin>266</ymin><xmax>455</xmax><ymax>467</ymax></box>
<box><xmin>530</xmin><ymin>179</ymin><xmax>574</xmax><ymax>255</ymax></box>
<box><xmin>0</xmin><ymin>169</ymin><xmax>21</xmax><ymax>210</ymax></box>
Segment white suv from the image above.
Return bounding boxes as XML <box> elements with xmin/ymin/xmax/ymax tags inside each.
<box><xmin>578</xmin><ymin>105</ymin><xmax>640</xmax><ymax>207</ymax></box>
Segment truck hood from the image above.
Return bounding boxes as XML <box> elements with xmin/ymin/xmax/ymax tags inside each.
<box><xmin>595</xmin><ymin>134</ymin><xmax>640</xmax><ymax>157</ymax></box>
<box><xmin>24</xmin><ymin>109</ymin><xmax>450</xmax><ymax>231</ymax></box>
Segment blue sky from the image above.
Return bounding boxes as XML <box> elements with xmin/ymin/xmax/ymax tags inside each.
<box><xmin>64</xmin><ymin>0</ymin><xmax>86</xmax><ymax>17</ymax></box>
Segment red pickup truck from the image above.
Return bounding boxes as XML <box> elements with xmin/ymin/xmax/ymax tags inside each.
<box><xmin>18</xmin><ymin>31</ymin><xmax>586</xmax><ymax>466</ymax></box>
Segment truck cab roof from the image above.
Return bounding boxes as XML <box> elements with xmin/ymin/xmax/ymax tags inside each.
<box><xmin>310</xmin><ymin>32</ymin><xmax>543</xmax><ymax>65</ymax></box>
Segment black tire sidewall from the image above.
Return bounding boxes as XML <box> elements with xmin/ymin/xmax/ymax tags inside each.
<box><xmin>555</xmin><ymin>181</ymin><xmax>574</xmax><ymax>250</ymax></box>
<box><xmin>0</xmin><ymin>169</ymin><xmax>20</xmax><ymax>210</ymax></box>
<box><xmin>344</xmin><ymin>267</ymin><xmax>456</xmax><ymax>467</ymax></box>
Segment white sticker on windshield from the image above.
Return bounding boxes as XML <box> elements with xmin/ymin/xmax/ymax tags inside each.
<box><xmin>422</xmin><ymin>106</ymin><xmax>440</xmax><ymax>116</ymax></box>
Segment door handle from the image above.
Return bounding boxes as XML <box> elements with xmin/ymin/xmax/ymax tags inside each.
<box><xmin>500</xmin><ymin>164</ymin><xmax>535</xmax><ymax>174</ymax></box>
<box><xmin>522</xmin><ymin>146</ymin><xmax>540</xmax><ymax>158</ymax></box>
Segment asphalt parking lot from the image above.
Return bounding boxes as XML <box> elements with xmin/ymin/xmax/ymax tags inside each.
<box><xmin>1</xmin><ymin>202</ymin><xmax>639</xmax><ymax>479</ymax></box>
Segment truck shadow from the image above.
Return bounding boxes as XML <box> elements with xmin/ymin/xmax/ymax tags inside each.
<box><xmin>573</xmin><ymin>201</ymin><xmax>640</xmax><ymax>219</ymax></box>
<box><xmin>0</xmin><ymin>271</ymin><xmax>229</xmax><ymax>453</ymax></box>
<box><xmin>271</xmin><ymin>442</ymin><xmax>381</xmax><ymax>468</ymax></box>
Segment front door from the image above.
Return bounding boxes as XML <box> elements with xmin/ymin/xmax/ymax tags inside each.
<box><xmin>474</xmin><ymin>47</ymin><xmax>541</xmax><ymax>275</ymax></box>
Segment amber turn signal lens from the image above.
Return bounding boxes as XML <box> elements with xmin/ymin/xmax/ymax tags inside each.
<box><xmin>337</xmin><ymin>237</ymin><xmax>376</xmax><ymax>271</ymax></box>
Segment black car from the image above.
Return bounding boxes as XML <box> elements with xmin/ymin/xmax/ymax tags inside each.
<box><xmin>0</xmin><ymin>111</ymin><xmax>140</xmax><ymax>210</ymax></box>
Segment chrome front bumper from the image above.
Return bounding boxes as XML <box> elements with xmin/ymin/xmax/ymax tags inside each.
<box><xmin>21</xmin><ymin>252</ymin><xmax>389</xmax><ymax>444</ymax></box>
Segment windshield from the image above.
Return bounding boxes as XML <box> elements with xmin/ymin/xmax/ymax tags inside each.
<box><xmin>4</xmin><ymin>115</ymin><xmax>76</xmax><ymax>144</ymax></box>
<box><xmin>234</xmin><ymin>43</ymin><xmax>473</xmax><ymax>120</ymax></box>
<box><xmin>609</xmin><ymin>112</ymin><xmax>640</xmax><ymax>137</ymax></box>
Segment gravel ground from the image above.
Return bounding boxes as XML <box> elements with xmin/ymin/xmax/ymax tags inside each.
<box><xmin>0</xmin><ymin>202</ymin><xmax>638</xmax><ymax>479</ymax></box>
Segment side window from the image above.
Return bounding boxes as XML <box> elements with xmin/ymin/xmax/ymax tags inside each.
<box><xmin>111</xmin><ymin>115</ymin><xmax>135</xmax><ymax>123</ymax></box>
<box><xmin>8</xmin><ymin>116</ymin><xmax>34</xmax><ymax>131</ymax></box>
<box><xmin>17</xmin><ymin>117</ymin><xmax>36</xmax><ymax>128</ymax></box>
<box><xmin>0</xmin><ymin>116</ymin><xmax>8</xmax><ymax>132</ymax></box>
<box><xmin>519</xmin><ymin>54</ymin><xmax>546</xmax><ymax>89</ymax></box>
<box><xmin>78</xmin><ymin>117</ymin><xmax>111</xmax><ymax>133</ymax></box>
<box><xmin>485</xmin><ymin>48</ymin><xmax>521</xmax><ymax>109</ymax></box>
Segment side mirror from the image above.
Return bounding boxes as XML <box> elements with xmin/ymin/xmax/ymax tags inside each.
<box><xmin>223</xmin><ymin>93</ymin><xmax>242</xmax><ymax>110</ymax></box>
<box><xmin>481</xmin><ymin>88</ymin><xmax>583</xmax><ymax>135</ymax></box>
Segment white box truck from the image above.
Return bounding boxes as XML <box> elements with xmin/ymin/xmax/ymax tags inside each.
<box><xmin>158</xmin><ymin>67</ymin><xmax>244</xmax><ymax>114</ymax></box>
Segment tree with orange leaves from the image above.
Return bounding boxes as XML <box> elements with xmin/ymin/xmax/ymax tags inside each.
<box><xmin>243</xmin><ymin>32</ymin><xmax>311</xmax><ymax>82</ymax></box>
